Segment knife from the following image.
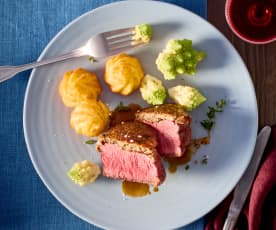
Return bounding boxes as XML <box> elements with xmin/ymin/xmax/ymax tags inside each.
<box><xmin>222</xmin><ymin>125</ymin><xmax>271</xmax><ymax>230</ymax></box>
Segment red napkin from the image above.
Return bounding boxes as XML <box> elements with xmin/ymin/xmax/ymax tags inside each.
<box><xmin>205</xmin><ymin>125</ymin><xmax>276</xmax><ymax>230</ymax></box>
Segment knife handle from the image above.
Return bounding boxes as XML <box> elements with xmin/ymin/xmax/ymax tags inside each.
<box><xmin>222</xmin><ymin>218</ymin><xmax>236</xmax><ymax>230</ymax></box>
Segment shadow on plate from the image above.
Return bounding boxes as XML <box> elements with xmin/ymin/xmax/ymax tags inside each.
<box><xmin>194</xmin><ymin>38</ymin><xmax>232</xmax><ymax>70</ymax></box>
<box><xmin>151</xmin><ymin>22</ymin><xmax>183</xmax><ymax>40</ymax></box>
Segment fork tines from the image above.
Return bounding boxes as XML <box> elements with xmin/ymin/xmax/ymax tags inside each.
<box><xmin>103</xmin><ymin>27</ymin><xmax>135</xmax><ymax>50</ymax></box>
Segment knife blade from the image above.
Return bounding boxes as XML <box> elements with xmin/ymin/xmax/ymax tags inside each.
<box><xmin>222</xmin><ymin>125</ymin><xmax>271</xmax><ymax>230</ymax></box>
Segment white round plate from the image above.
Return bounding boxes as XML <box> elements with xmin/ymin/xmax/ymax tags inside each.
<box><xmin>23</xmin><ymin>1</ymin><xmax>258</xmax><ymax>229</ymax></box>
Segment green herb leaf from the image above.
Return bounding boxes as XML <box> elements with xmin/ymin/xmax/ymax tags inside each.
<box><xmin>114</xmin><ymin>102</ymin><xmax>129</xmax><ymax>112</ymax></box>
<box><xmin>201</xmin><ymin>155</ymin><xmax>208</xmax><ymax>165</ymax></box>
<box><xmin>185</xmin><ymin>164</ymin><xmax>190</xmax><ymax>170</ymax></box>
<box><xmin>207</xmin><ymin>107</ymin><xmax>216</xmax><ymax>119</ymax></box>
<box><xmin>216</xmin><ymin>99</ymin><xmax>226</xmax><ymax>109</ymax></box>
<box><xmin>85</xmin><ymin>139</ymin><xmax>97</xmax><ymax>145</ymax></box>
<box><xmin>200</xmin><ymin>119</ymin><xmax>215</xmax><ymax>131</ymax></box>
<box><xmin>201</xmin><ymin>98</ymin><xmax>226</xmax><ymax>132</ymax></box>
<box><xmin>215</xmin><ymin>108</ymin><xmax>223</xmax><ymax>112</ymax></box>
<box><xmin>88</xmin><ymin>56</ymin><xmax>95</xmax><ymax>63</ymax></box>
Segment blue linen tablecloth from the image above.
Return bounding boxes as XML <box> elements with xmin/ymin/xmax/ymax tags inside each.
<box><xmin>0</xmin><ymin>1</ymin><xmax>206</xmax><ymax>229</ymax></box>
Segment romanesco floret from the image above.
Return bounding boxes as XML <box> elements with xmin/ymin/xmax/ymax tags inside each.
<box><xmin>156</xmin><ymin>39</ymin><xmax>206</xmax><ymax>80</ymax></box>
<box><xmin>168</xmin><ymin>85</ymin><xmax>206</xmax><ymax>111</ymax></box>
<box><xmin>140</xmin><ymin>74</ymin><xmax>167</xmax><ymax>105</ymax></box>
<box><xmin>67</xmin><ymin>160</ymin><xmax>100</xmax><ymax>186</ymax></box>
<box><xmin>132</xmin><ymin>24</ymin><xmax>152</xmax><ymax>43</ymax></box>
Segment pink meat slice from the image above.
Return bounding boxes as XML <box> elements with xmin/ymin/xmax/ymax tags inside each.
<box><xmin>142</xmin><ymin>120</ymin><xmax>191</xmax><ymax>157</ymax></box>
<box><xmin>99</xmin><ymin>143</ymin><xmax>165</xmax><ymax>186</ymax></box>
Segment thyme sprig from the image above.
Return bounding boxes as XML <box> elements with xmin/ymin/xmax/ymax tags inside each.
<box><xmin>200</xmin><ymin>99</ymin><xmax>226</xmax><ymax>131</ymax></box>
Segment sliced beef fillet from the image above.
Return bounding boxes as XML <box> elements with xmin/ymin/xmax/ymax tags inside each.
<box><xmin>135</xmin><ymin>104</ymin><xmax>192</xmax><ymax>157</ymax></box>
<box><xmin>96</xmin><ymin>121</ymin><xmax>166</xmax><ymax>186</ymax></box>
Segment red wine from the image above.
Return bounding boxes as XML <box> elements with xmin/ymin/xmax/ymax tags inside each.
<box><xmin>227</xmin><ymin>0</ymin><xmax>276</xmax><ymax>42</ymax></box>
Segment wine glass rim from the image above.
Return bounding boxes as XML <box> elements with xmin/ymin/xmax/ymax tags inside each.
<box><xmin>224</xmin><ymin>0</ymin><xmax>276</xmax><ymax>44</ymax></box>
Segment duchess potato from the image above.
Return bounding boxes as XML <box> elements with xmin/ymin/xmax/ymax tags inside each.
<box><xmin>59</xmin><ymin>68</ymin><xmax>102</xmax><ymax>107</ymax></box>
<box><xmin>70</xmin><ymin>100</ymin><xmax>110</xmax><ymax>137</ymax></box>
<box><xmin>104</xmin><ymin>53</ymin><xmax>144</xmax><ymax>95</ymax></box>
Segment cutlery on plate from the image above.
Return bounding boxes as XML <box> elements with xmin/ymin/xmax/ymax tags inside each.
<box><xmin>222</xmin><ymin>125</ymin><xmax>271</xmax><ymax>230</ymax></box>
<box><xmin>0</xmin><ymin>26</ymin><xmax>141</xmax><ymax>83</ymax></box>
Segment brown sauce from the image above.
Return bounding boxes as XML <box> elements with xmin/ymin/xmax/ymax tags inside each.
<box><xmin>153</xmin><ymin>186</ymin><xmax>159</xmax><ymax>192</ymax></box>
<box><xmin>165</xmin><ymin>147</ymin><xmax>194</xmax><ymax>173</ymax></box>
<box><xmin>192</xmin><ymin>135</ymin><xmax>210</xmax><ymax>149</ymax></box>
<box><xmin>165</xmin><ymin>135</ymin><xmax>210</xmax><ymax>173</ymax></box>
<box><xmin>110</xmin><ymin>103</ymin><xmax>141</xmax><ymax>127</ymax></box>
<box><xmin>121</xmin><ymin>181</ymin><xmax>150</xmax><ymax>197</ymax></box>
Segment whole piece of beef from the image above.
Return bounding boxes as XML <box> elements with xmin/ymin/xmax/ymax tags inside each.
<box><xmin>135</xmin><ymin>104</ymin><xmax>192</xmax><ymax>157</ymax></box>
<box><xmin>96</xmin><ymin>121</ymin><xmax>166</xmax><ymax>186</ymax></box>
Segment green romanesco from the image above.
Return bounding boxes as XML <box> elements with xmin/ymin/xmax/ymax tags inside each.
<box><xmin>132</xmin><ymin>23</ymin><xmax>152</xmax><ymax>43</ymax></box>
<box><xmin>168</xmin><ymin>85</ymin><xmax>206</xmax><ymax>111</ymax></box>
<box><xmin>156</xmin><ymin>39</ymin><xmax>206</xmax><ymax>80</ymax></box>
<box><xmin>67</xmin><ymin>160</ymin><xmax>100</xmax><ymax>186</ymax></box>
<box><xmin>140</xmin><ymin>74</ymin><xmax>167</xmax><ymax>105</ymax></box>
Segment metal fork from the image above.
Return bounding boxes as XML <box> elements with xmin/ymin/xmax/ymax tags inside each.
<box><xmin>0</xmin><ymin>27</ymin><xmax>141</xmax><ymax>83</ymax></box>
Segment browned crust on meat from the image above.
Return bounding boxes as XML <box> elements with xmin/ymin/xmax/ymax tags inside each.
<box><xmin>135</xmin><ymin>104</ymin><xmax>191</xmax><ymax>125</ymax></box>
<box><xmin>97</xmin><ymin>121</ymin><xmax>157</xmax><ymax>154</ymax></box>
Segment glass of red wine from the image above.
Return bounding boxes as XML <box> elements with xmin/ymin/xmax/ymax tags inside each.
<box><xmin>225</xmin><ymin>0</ymin><xmax>276</xmax><ymax>44</ymax></box>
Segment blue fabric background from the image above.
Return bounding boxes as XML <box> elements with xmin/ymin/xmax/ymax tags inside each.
<box><xmin>0</xmin><ymin>1</ymin><xmax>206</xmax><ymax>229</ymax></box>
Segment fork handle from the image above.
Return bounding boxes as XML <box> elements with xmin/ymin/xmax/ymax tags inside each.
<box><xmin>0</xmin><ymin>48</ymin><xmax>85</xmax><ymax>83</ymax></box>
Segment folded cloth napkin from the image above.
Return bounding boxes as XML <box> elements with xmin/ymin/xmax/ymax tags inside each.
<box><xmin>205</xmin><ymin>125</ymin><xmax>276</xmax><ymax>230</ymax></box>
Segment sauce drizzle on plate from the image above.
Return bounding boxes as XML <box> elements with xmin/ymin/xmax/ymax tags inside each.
<box><xmin>122</xmin><ymin>181</ymin><xmax>150</xmax><ymax>197</ymax></box>
<box><xmin>110</xmin><ymin>103</ymin><xmax>141</xmax><ymax>127</ymax></box>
